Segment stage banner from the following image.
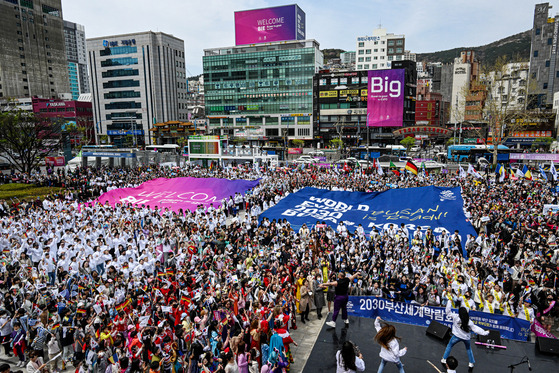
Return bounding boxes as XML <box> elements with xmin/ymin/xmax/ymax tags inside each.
<box><xmin>347</xmin><ymin>297</ymin><xmax>531</xmax><ymax>342</ymax></box>
<box><xmin>259</xmin><ymin>186</ymin><xmax>476</xmax><ymax>255</ymax></box>
<box><xmin>92</xmin><ymin>177</ymin><xmax>260</xmax><ymax>213</ymax></box>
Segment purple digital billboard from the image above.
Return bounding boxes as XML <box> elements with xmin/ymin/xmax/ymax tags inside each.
<box><xmin>235</xmin><ymin>4</ymin><xmax>306</xmax><ymax>45</ymax></box>
<box><xmin>367</xmin><ymin>69</ymin><xmax>405</xmax><ymax>127</ymax></box>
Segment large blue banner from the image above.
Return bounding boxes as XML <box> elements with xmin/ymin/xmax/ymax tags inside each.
<box><xmin>347</xmin><ymin>297</ymin><xmax>531</xmax><ymax>342</ymax></box>
<box><xmin>260</xmin><ymin>186</ymin><xmax>476</xmax><ymax>254</ymax></box>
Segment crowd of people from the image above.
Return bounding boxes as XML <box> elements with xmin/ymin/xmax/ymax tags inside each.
<box><xmin>0</xmin><ymin>162</ymin><xmax>557</xmax><ymax>373</ymax></box>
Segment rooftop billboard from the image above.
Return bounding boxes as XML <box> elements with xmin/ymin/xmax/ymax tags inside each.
<box><xmin>234</xmin><ymin>4</ymin><xmax>305</xmax><ymax>45</ymax></box>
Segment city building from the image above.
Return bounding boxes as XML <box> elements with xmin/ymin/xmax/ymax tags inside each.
<box><xmin>529</xmin><ymin>2</ymin><xmax>559</xmax><ymax>108</ymax></box>
<box><xmin>87</xmin><ymin>31</ymin><xmax>188</xmax><ymax>147</ymax></box>
<box><xmin>203</xmin><ymin>39</ymin><xmax>323</xmax><ymax>154</ymax></box>
<box><xmin>340</xmin><ymin>51</ymin><xmax>356</xmax><ymax>65</ymax></box>
<box><xmin>63</xmin><ymin>20</ymin><xmax>89</xmax><ymax>100</ymax></box>
<box><xmin>0</xmin><ymin>0</ymin><xmax>70</xmax><ymax>99</ymax></box>
<box><xmin>355</xmin><ymin>28</ymin><xmax>407</xmax><ymax>71</ymax></box>
<box><xmin>314</xmin><ymin>61</ymin><xmax>417</xmax><ymax>147</ymax></box>
<box><xmin>415</xmin><ymin>92</ymin><xmax>450</xmax><ymax>128</ymax></box>
<box><xmin>186</xmin><ymin>74</ymin><xmax>206</xmax><ymax>132</ymax></box>
<box><xmin>32</xmin><ymin>97</ymin><xmax>94</xmax><ymax>146</ymax></box>
<box><xmin>449</xmin><ymin>51</ymin><xmax>480</xmax><ymax>123</ymax></box>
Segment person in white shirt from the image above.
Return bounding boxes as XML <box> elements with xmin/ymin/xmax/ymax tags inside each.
<box><xmin>441</xmin><ymin>302</ymin><xmax>489</xmax><ymax>371</ymax></box>
<box><xmin>516</xmin><ymin>297</ymin><xmax>535</xmax><ymax>324</ymax></box>
<box><xmin>335</xmin><ymin>340</ymin><xmax>365</xmax><ymax>373</ymax></box>
<box><xmin>374</xmin><ymin>316</ymin><xmax>406</xmax><ymax>373</ymax></box>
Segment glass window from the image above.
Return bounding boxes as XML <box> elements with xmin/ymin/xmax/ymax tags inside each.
<box><xmin>534</xmin><ymin>50</ymin><xmax>539</xmax><ymax>57</ymax></box>
<box><xmin>100</xmin><ymin>46</ymin><xmax>137</xmax><ymax>56</ymax></box>
<box><xmin>102</xmin><ymin>68</ymin><xmax>139</xmax><ymax>78</ymax></box>
<box><xmin>364</xmin><ymin>64</ymin><xmax>369</xmax><ymax>69</ymax></box>
<box><xmin>365</xmin><ymin>57</ymin><xmax>371</xmax><ymax>62</ymax></box>
<box><xmin>388</xmin><ymin>40</ymin><xmax>395</xmax><ymax>46</ymax></box>
<box><xmin>101</xmin><ymin>57</ymin><xmax>138</xmax><ymax>67</ymax></box>
<box><xmin>365</xmin><ymin>49</ymin><xmax>371</xmax><ymax>54</ymax></box>
<box><xmin>358</xmin><ymin>57</ymin><xmax>364</xmax><ymax>62</ymax></box>
<box><xmin>103</xmin><ymin>79</ymin><xmax>140</xmax><ymax>88</ymax></box>
<box><xmin>358</xmin><ymin>42</ymin><xmax>364</xmax><ymax>47</ymax></box>
<box><xmin>358</xmin><ymin>50</ymin><xmax>364</xmax><ymax>55</ymax></box>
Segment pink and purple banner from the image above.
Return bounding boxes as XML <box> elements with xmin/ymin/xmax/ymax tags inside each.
<box><xmin>234</xmin><ymin>4</ymin><xmax>305</xmax><ymax>45</ymax></box>
<box><xmin>367</xmin><ymin>69</ymin><xmax>405</xmax><ymax>127</ymax></box>
<box><xmin>92</xmin><ymin>177</ymin><xmax>260</xmax><ymax>213</ymax></box>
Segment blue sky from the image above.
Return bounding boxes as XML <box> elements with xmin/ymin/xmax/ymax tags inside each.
<box><xmin>62</xmin><ymin>0</ymin><xmax>545</xmax><ymax>75</ymax></box>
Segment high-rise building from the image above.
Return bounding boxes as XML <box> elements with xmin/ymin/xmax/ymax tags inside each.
<box><xmin>529</xmin><ymin>2</ymin><xmax>559</xmax><ymax>108</ymax></box>
<box><xmin>355</xmin><ymin>28</ymin><xmax>407</xmax><ymax>71</ymax></box>
<box><xmin>203</xmin><ymin>39</ymin><xmax>322</xmax><ymax>150</ymax></box>
<box><xmin>87</xmin><ymin>32</ymin><xmax>188</xmax><ymax>147</ymax></box>
<box><xmin>0</xmin><ymin>0</ymin><xmax>70</xmax><ymax>99</ymax></box>
<box><xmin>64</xmin><ymin>20</ymin><xmax>89</xmax><ymax>100</ymax></box>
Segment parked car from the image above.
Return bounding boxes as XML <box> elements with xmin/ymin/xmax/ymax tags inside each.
<box><xmin>293</xmin><ymin>155</ymin><xmax>318</xmax><ymax>164</ymax></box>
<box><xmin>308</xmin><ymin>150</ymin><xmax>325</xmax><ymax>157</ymax></box>
<box><xmin>410</xmin><ymin>146</ymin><xmax>421</xmax><ymax>153</ymax></box>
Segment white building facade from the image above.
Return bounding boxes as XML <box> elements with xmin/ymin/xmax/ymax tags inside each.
<box><xmin>355</xmin><ymin>28</ymin><xmax>406</xmax><ymax>71</ymax></box>
<box><xmin>87</xmin><ymin>31</ymin><xmax>187</xmax><ymax>146</ymax></box>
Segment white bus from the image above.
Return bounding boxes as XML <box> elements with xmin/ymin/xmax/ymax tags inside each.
<box><xmin>145</xmin><ymin>144</ymin><xmax>180</xmax><ymax>154</ymax></box>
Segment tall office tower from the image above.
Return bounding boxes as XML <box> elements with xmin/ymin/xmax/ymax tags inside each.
<box><xmin>87</xmin><ymin>32</ymin><xmax>188</xmax><ymax>146</ymax></box>
<box><xmin>64</xmin><ymin>20</ymin><xmax>89</xmax><ymax>100</ymax></box>
<box><xmin>0</xmin><ymin>0</ymin><xmax>70</xmax><ymax>99</ymax></box>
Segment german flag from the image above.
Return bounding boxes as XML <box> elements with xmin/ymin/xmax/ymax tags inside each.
<box><xmin>166</xmin><ymin>268</ymin><xmax>174</xmax><ymax>276</ymax></box>
<box><xmin>2</xmin><ymin>249</ymin><xmax>9</xmax><ymax>254</ymax></box>
<box><xmin>181</xmin><ymin>295</ymin><xmax>190</xmax><ymax>304</ymax></box>
<box><xmin>77</xmin><ymin>308</ymin><xmax>87</xmax><ymax>314</ymax></box>
<box><xmin>405</xmin><ymin>160</ymin><xmax>418</xmax><ymax>176</ymax></box>
<box><xmin>115</xmin><ymin>302</ymin><xmax>125</xmax><ymax>312</ymax></box>
<box><xmin>95</xmin><ymin>329</ymin><xmax>100</xmax><ymax>339</ymax></box>
<box><xmin>142</xmin><ymin>284</ymin><xmax>148</xmax><ymax>293</ymax></box>
<box><xmin>51</xmin><ymin>323</ymin><xmax>60</xmax><ymax>331</ymax></box>
<box><xmin>157</xmin><ymin>271</ymin><xmax>165</xmax><ymax>277</ymax></box>
<box><xmin>78</xmin><ymin>285</ymin><xmax>85</xmax><ymax>290</ymax></box>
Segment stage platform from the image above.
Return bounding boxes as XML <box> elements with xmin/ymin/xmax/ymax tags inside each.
<box><xmin>303</xmin><ymin>316</ymin><xmax>559</xmax><ymax>372</ymax></box>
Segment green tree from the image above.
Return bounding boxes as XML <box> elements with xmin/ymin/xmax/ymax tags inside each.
<box><xmin>0</xmin><ymin>110</ymin><xmax>60</xmax><ymax>173</ymax></box>
<box><xmin>291</xmin><ymin>139</ymin><xmax>304</xmax><ymax>147</ymax></box>
<box><xmin>400</xmin><ymin>137</ymin><xmax>416</xmax><ymax>149</ymax></box>
<box><xmin>330</xmin><ymin>138</ymin><xmax>343</xmax><ymax>149</ymax></box>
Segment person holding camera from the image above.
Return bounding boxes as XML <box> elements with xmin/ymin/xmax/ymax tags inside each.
<box><xmin>336</xmin><ymin>341</ymin><xmax>365</xmax><ymax>373</ymax></box>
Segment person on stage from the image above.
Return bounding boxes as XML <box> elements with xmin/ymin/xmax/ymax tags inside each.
<box><xmin>374</xmin><ymin>316</ymin><xmax>407</xmax><ymax>372</ymax></box>
<box><xmin>441</xmin><ymin>301</ymin><xmax>489</xmax><ymax>372</ymax></box>
<box><xmin>336</xmin><ymin>341</ymin><xmax>365</xmax><ymax>373</ymax></box>
<box><xmin>321</xmin><ymin>270</ymin><xmax>361</xmax><ymax>327</ymax></box>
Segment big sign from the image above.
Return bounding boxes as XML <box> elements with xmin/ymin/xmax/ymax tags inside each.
<box><xmin>259</xmin><ymin>186</ymin><xmax>476</xmax><ymax>255</ymax></box>
<box><xmin>367</xmin><ymin>69</ymin><xmax>405</xmax><ymax>127</ymax></box>
<box><xmin>92</xmin><ymin>177</ymin><xmax>260</xmax><ymax>213</ymax></box>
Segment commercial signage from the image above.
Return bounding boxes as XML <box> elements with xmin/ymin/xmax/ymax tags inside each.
<box><xmin>511</xmin><ymin>130</ymin><xmax>552</xmax><ymax>138</ymax></box>
<box><xmin>392</xmin><ymin>126</ymin><xmax>451</xmax><ymax>136</ymax></box>
<box><xmin>259</xmin><ymin>186</ymin><xmax>476</xmax><ymax>255</ymax></box>
<box><xmin>287</xmin><ymin>148</ymin><xmax>302</xmax><ymax>154</ymax></box>
<box><xmin>510</xmin><ymin>153</ymin><xmax>559</xmax><ymax>161</ymax></box>
<box><xmin>82</xmin><ymin>152</ymin><xmax>136</xmax><ymax>158</ymax></box>
<box><xmin>367</xmin><ymin>69</ymin><xmax>405</xmax><ymax>127</ymax></box>
<box><xmin>45</xmin><ymin>102</ymin><xmax>66</xmax><ymax>107</ymax></box>
<box><xmin>107</xmin><ymin>130</ymin><xmax>144</xmax><ymax>136</ymax></box>
<box><xmin>357</xmin><ymin>36</ymin><xmax>380</xmax><ymax>42</ymax></box>
<box><xmin>45</xmin><ymin>156</ymin><xmax>65</xmax><ymax>167</ymax></box>
<box><xmin>319</xmin><ymin>91</ymin><xmax>338</xmax><ymax>98</ymax></box>
<box><xmin>347</xmin><ymin>297</ymin><xmax>530</xmax><ymax>342</ymax></box>
<box><xmin>234</xmin><ymin>4</ymin><xmax>306</xmax><ymax>45</ymax></box>
<box><xmin>102</xmin><ymin>39</ymin><xmax>136</xmax><ymax>47</ymax></box>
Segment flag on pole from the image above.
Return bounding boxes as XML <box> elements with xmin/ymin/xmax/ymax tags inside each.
<box><xmin>467</xmin><ymin>164</ymin><xmax>483</xmax><ymax>179</ymax></box>
<box><xmin>539</xmin><ymin>164</ymin><xmax>548</xmax><ymax>182</ymax></box>
<box><xmin>421</xmin><ymin>162</ymin><xmax>427</xmax><ymax>177</ymax></box>
<box><xmin>551</xmin><ymin>162</ymin><xmax>558</xmax><ymax>181</ymax></box>
<box><xmin>108</xmin><ymin>353</ymin><xmax>119</xmax><ymax>365</ymax></box>
<box><xmin>458</xmin><ymin>165</ymin><xmax>467</xmax><ymax>179</ymax></box>
<box><xmin>405</xmin><ymin>160</ymin><xmax>418</xmax><ymax>175</ymax></box>
<box><xmin>377</xmin><ymin>161</ymin><xmax>384</xmax><ymax>175</ymax></box>
<box><xmin>522</xmin><ymin>164</ymin><xmax>532</xmax><ymax>180</ymax></box>
<box><xmin>498</xmin><ymin>164</ymin><xmax>506</xmax><ymax>182</ymax></box>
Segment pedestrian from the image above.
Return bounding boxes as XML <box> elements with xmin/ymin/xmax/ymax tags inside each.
<box><xmin>322</xmin><ymin>270</ymin><xmax>361</xmax><ymax>328</ymax></box>
<box><xmin>335</xmin><ymin>341</ymin><xmax>365</xmax><ymax>373</ymax></box>
<box><xmin>312</xmin><ymin>272</ymin><xmax>326</xmax><ymax>319</ymax></box>
<box><xmin>374</xmin><ymin>316</ymin><xmax>407</xmax><ymax>373</ymax></box>
<box><xmin>441</xmin><ymin>302</ymin><xmax>489</xmax><ymax>372</ymax></box>
<box><xmin>299</xmin><ymin>279</ymin><xmax>311</xmax><ymax>324</ymax></box>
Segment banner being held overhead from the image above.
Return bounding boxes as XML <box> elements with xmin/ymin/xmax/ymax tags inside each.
<box><xmin>347</xmin><ymin>297</ymin><xmax>530</xmax><ymax>342</ymax></box>
<box><xmin>93</xmin><ymin>177</ymin><xmax>260</xmax><ymax>213</ymax></box>
<box><xmin>259</xmin><ymin>186</ymin><xmax>476</xmax><ymax>254</ymax></box>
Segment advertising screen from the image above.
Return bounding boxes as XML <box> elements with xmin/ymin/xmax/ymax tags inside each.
<box><xmin>235</xmin><ymin>4</ymin><xmax>306</xmax><ymax>45</ymax></box>
<box><xmin>367</xmin><ymin>69</ymin><xmax>405</xmax><ymax>127</ymax></box>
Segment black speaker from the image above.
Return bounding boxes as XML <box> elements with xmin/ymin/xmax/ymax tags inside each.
<box><xmin>477</xmin><ymin>330</ymin><xmax>502</xmax><ymax>346</ymax></box>
<box><xmin>426</xmin><ymin>320</ymin><xmax>451</xmax><ymax>340</ymax></box>
<box><xmin>536</xmin><ymin>336</ymin><xmax>559</xmax><ymax>355</ymax></box>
